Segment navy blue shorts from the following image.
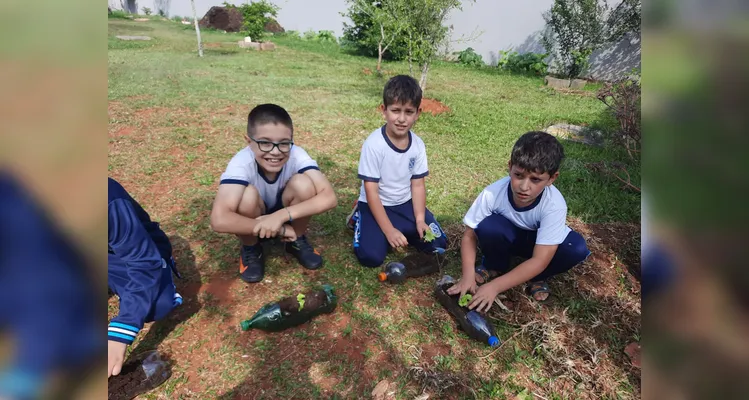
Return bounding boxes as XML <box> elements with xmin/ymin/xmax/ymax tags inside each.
<box><xmin>352</xmin><ymin>200</ymin><xmax>447</xmax><ymax>267</ymax></box>
<box><xmin>108</xmin><ymin>257</ymin><xmax>181</xmax><ymax>324</ymax></box>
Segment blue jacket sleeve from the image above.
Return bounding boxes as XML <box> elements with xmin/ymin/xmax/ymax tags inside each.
<box><xmin>108</xmin><ymin>198</ymin><xmax>164</xmax><ymax>345</ymax></box>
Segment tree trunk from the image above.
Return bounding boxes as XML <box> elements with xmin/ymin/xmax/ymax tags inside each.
<box><xmin>190</xmin><ymin>0</ymin><xmax>203</xmax><ymax>57</ymax></box>
<box><xmin>377</xmin><ymin>24</ymin><xmax>384</xmax><ymax>72</ymax></box>
<box><xmin>419</xmin><ymin>62</ymin><xmax>429</xmax><ymax>91</ymax></box>
<box><xmin>407</xmin><ymin>32</ymin><xmax>413</xmax><ymax>76</ymax></box>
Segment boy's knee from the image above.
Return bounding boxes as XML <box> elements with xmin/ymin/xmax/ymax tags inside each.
<box><xmin>563</xmin><ymin>231</ymin><xmax>590</xmax><ymax>264</ymax></box>
<box><xmin>284</xmin><ymin>173</ymin><xmax>316</xmax><ymax>205</ymax></box>
<box><xmin>355</xmin><ymin>248</ymin><xmax>385</xmax><ymax>268</ymax></box>
<box><xmin>475</xmin><ymin>214</ymin><xmax>514</xmax><ymax>244</ymax></box>
<box><xmin>238</xmin><ymin>185</ymin><xmax>264</xmax><ymax>217</ymax></box>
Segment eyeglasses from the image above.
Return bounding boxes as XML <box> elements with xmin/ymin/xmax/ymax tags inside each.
<box><xmin>250</xmin><ymin>137</ymin><xmax>294</xmax><ymax>153</ymax></box>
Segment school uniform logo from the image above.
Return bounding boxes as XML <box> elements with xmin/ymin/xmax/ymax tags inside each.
<box><xmin>429</xmin><ymin>222</ymin><xmax>442</xmax><ymax>238</ymax></box>
<box><xmin>408</xmin><ymin>157</ymin><xmax>416</xmax><ymax>172</ymax></box>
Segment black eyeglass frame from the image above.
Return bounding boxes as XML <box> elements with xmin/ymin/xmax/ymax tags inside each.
<box><xmin>249</xmin><ymin>137</ymin><xmax>294</xmax><ymax>153</ymax></box>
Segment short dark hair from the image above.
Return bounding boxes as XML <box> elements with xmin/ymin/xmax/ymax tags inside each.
<box><xmin>510</xmin><ymin>131</ymin><xmax>565</xmax><ymax>175</ymax></box>
<box><xmin>247</xmin><ymin>103</ymin><xmax>293</xmax><ymax>137</ymax></box>
<box><xmin>383</xmin><ymin>75</ymin><xmax>422</xmax><ymax>108</ymax></box>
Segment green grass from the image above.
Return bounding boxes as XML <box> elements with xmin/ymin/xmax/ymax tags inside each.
<box><xmin>109</xmin><ymin>18</ymin><xmax>640</xmax><ymax>400</ymax></box>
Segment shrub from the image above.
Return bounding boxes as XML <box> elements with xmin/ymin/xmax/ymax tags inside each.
<box><xmin>497</xmin><ymin>51</ymin><xmax>549</xmax><ymax>76</ymax></box>
<box><xmin>282</xmin><ymin>30</ymin><xmax>301</xmax><ymax>39</ymax></box>
<box><xmin>316</xmin><ymin>30</ymin><xmax>337</xmax><ymax>43</ymax></box>
<box><xmin>224</xmin><ymin>1</ymin><xmax>280</xmax><ymax>41</ymax></box>
<box><xmin>597</xmin><ymin>72</ymin><xmax>641</xmax><ymax>159</ymax></box>
<box><xmin>142</xmin><ymin>7</ymin><xmax>152</xmax><ymax>15</ymax></box>
<box><xmin>456</xmin><ymin>47</ymin><xmax>483</xmax><ymax>67</ymax></box>
<box><xmin>109</xmin><ymin>9</ymin><xmax>131</xmax><ymax>19</ymax></box>
<box><xmin>340</xmin><ymin>0</ymin><xmax>409</xmax><ymax>61</ymax></box>
<box><xmin>303</xmin><ymin>29</ymin><xmax>318</xmax><ymax>41</ymax></box>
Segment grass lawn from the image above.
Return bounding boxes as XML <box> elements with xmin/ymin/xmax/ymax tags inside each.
<box><xmin>109</xmin><ymin>17</ymin><xmax>641</xmax><ymax>400</ymax></box>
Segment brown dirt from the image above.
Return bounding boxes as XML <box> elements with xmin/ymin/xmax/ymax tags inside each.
<box><xmin>420</xmin><ymin>98</ymin><xmax>450</xmax><ymax>116</ymax></box>
<box><xmin>587</xmin><ymin>222</ymin><xmax>641</xmax><ymax>279</ymax></box>
<box><xmin>362</xmin><ymin>67</ymin><xmax>373</xmax><ymax>75</ymax></box>
<box><xmin>199</xmin><ymin>6</ymin><xmax>243</xmax><ymax>32</ymax></box>
<box><xmin>277</xmin><ymin>289</ymin><xmax>329</xmax><ymax>314</ymax></box>
<box><xmin>108</xmin><ymin>352</ymin><xmax>171</xmax><ymax>400</ymax></box>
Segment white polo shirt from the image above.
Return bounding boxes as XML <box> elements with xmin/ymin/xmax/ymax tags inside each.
<box><xmin>220</xmin><ymin>145</ymin><xmax>319</xmax><ymax>210</ymax></box>
<box><xmin>463</xmin><ymin>176</ymin><xmax>571</xmax><ymax>245</ymax></box>
<box><xmin>357</xmin><ymin>126</ymin><xmax>429</xmax><ymax>207</ymax></box>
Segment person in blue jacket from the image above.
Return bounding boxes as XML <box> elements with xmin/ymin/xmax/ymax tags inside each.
<box><xmin>108</xmin><ymin>178</ymin><xmax>182</xmax><ymax>378</ymax></box>
<box><xmin>0</xmin><ymin>172</ymin><xmax>100</xmax><ymax>399</ymax></box>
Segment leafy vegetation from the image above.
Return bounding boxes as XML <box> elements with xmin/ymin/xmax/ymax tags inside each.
<box><xmin>497</xmin><ymin>51</ymin><xmax>549</xmax><ymax>76</ymax></box>
<box><xmin>455</xmin><ymin>47</ymin><xmax>483</xmax><ymax>67</ymax></box>
<box><xmin>223</xmin><ymin>0</ymin><xmax>279</xmax><ymax>41</ymax></box>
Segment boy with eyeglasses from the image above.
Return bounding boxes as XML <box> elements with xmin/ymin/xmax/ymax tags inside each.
<box><xmin>210</xmin><ymin>104</ymin><xmax>337</xmax><ymax>283</ymax></box>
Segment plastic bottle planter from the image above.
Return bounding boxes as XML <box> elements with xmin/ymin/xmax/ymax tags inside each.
<box><xmin>378</xmin><ymin>248</ymin><xmax>446</xmax><ymax>284</ymax></box>
<box><xmin>434</xmin><ymin>275</ymin><xmax>500</xmax><ymax>347</ymax></box>
<box><xmin>108</xmin><ymin>350</ymin><xmax>172</xmax><ymax>400</ymax></box>
<box><xmin>240</xmin><ymin>285</ymin><xmax>337</xmax><ymax>332</ymax></box>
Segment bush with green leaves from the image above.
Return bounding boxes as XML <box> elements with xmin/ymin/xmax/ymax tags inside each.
<box><xmin>455</xmin><ymin>47</ymin><xmax>483</xmax><ymax>67</ymax></box>
<box><xmin>542</xmin><ymin>0</ymin><xmax>640</xmax><ymax>79</ymax></box>
<box><xmin>282</xmin><ymin>30</ymin><xmax>301</xmax><ymax>39</ymax></box>
<box><xmin>223</xmin><ymin>1</ymin><xmax>280</xmax><ymax>41</ymax></box>
<box><xmin>340</xmin><ymin>0</ymin><xmax>409</xmax><ymax>61</ymax></box>
<box><xmin>302</xmin><ymin>29</ymin><xmax>318</xmax><ymax>41</ymax></box>
<box><xmin>108</xmin><ymin>9</ymin><xmax>131</xmax><ymax>19</ymax></box>
<box><xmin>497</xmin><ymin>50</ymin><xmax>549</xmax><ymax>76</ymax></box>
<box><xmin>316</xmin><ymin>30</ymin><xmax>337</xmax><ymax>43</ymax></box>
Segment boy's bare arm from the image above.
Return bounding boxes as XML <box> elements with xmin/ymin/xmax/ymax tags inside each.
<box><xmin>279</xmin><ymin>169</ymin><xmax>338</xmax><ymax>221</ymax></box>
<box><xmin>447</xmin><ymin>227</ymin><xmax>480</xmax><ymax>297</ymax></box>
<box><xmin>410</xmin><ymin>178</ymin><xmax>428</xmax><ymax>237</ymax></box>
<box><xmin>209</xmin><ymin>184</ymin><xmax>261</xmax><ymax>235</ymax></box>
<box><xmin>364</xmin><ymin>181</ymin><xmax>408</xmax><ymax>247</ymax></box>
<box><xmin>486</xmin><ymin>244</ymin><xmax>558</xmax><ymax>293</ymax></box>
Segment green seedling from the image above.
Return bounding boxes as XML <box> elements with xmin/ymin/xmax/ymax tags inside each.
<box><xmin>423</xmin><ymin>229</ymin><xmax>437</xmax><ymax>242</ymax></box>
<box><xmin>458</xmin><ymin>294</ymin><xmax>472</xmax><ymax>307</ymax></box>
<box><xmin>297</xmin><ymin>293</ymin><xmax>305</xmax><ymax>311</ymax></box>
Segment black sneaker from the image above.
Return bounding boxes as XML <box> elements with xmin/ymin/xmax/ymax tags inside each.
<box><xmin>285</xmin><ymin>236</ymin><xmax>323</xmax><ymax>270</ymax></box>
<box><xmin>239</xmin><ymin>244</ymin><xmax>264</xmax><ymax>283</ymax></box>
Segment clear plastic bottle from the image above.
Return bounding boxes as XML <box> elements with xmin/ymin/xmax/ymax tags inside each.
<box><xmin>434</xmin><ymin>275</ymin><xmax>500</xmax><ymax>347</ymax></box>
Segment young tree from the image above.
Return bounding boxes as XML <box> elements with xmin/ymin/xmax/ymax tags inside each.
<box><xmin>190</xmin><ymin>0</ymin><xmax>203</xmax><ymax>57</ymax></box>
<box><xmin>341</xmin><ymin>0</ymin><xmax>408</xmax><ymax>71</ymax></box>
<box><xmin>542</xmin><ymin>0</ymin><xmax>640</xmax><ymax>79</ymax></box>
<box><xmin>402</xmin><ymin>0</ymin><xmax>469</xmax><ymax>91</ymax></box>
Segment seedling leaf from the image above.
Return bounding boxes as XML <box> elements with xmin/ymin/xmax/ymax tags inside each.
<box><xmin>458</xmin><ymin>294</ymin><xmax>472</xmax><ymax>307</ymax></box>
<box><xmin>297</xmin><ymin>293</ymin><xmax>305</xmax><ymax>311</ymax></box>
<box><xmin>423</xmin><ymin>229</ymin><xmax>437</xmax><ymax>242</ymax></box>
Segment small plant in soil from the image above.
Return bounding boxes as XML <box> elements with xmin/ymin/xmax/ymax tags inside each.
<box><xmin>297</xmin><ymin>293</ymin><xmax>305</xmax><ymax>311</ymax></box>
<box><xmin>423</xmin><ymin>229</ymin><xmax>437</xmax><ymax>242</ymax></box>
<box><xmin>458</xmin><ymin>294</ymin><xmax>472</xmax><ymax>307</ymax></box>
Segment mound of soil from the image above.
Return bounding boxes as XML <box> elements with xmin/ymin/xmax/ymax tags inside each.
<box><xmin>420</xmin><ymin>98</ymin><xmax>450</xmax><ymax>116</ymax></box>
<box><xmin>264</xmin><ymin>18</ymin><xmax>285</xmax><ymax>33</ymax></box>
<box><xmin>199</xmin><ymin>6</ymin><xmax>243</xmax><ymax>33</ymax></box>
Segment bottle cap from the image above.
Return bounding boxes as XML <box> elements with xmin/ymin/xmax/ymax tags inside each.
<box><xmin>378</xmin><ymin>272</ymin><xmax>388</xmax><ymax>282</ymax></box>
<box><xmin>488</xmin><ymin>336</ymin><xmax>500</xmax><ymax>347</ymax></box>
<box><xmin>240</xmin><ymin>320</ymin><xmax>251</xmax><ymax>331</ymax></box>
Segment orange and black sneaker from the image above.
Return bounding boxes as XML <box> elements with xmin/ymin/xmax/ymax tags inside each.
<box><xmin>285</xmin><ymin>235</ymin><xmax>323</xmax><ymax>270</ymax></box>
<box><xmin>239</xmin><ymin>244</ymin><xmax>264</xmax><ymax>283</ymax></box>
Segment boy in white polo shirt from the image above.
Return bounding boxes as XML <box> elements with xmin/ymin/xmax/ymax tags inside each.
<box><xmin>210</xmin><ymin>104</ymin><xmax>338</xmax><ymax>283</ymax></box>
<box><xmin>448</xmin><ymin>131</ymin><xmax>590</xmax><ymax>310</ymax></box>
<box><xmin>349</xmin><ymin>75</ymin><xmax>447</xmax><ymax>267</ymax></box>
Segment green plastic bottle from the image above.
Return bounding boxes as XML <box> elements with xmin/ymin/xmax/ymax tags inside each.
<box><xmin>240</xmin><ymin>285</ymin><xmax>337</xmax><ymax>332</ymax></box>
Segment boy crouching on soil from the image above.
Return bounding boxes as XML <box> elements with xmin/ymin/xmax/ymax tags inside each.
<box><xmin>210</xmin><ymin>104</ymin><xmax>337</xmax><ymax>283</ymax></box>
<box><xmin>448</xmin><ymin>131</ymin><xmax>590</xmax><ymax>311</ymax></box>
<box><xmin>347</xmin><ymin>75</ymin><xmax>447</xmax><ymax>267</ymax></box>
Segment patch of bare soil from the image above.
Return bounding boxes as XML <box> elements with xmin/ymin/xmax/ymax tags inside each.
<box><xmin>420</xmin><ymin>98</ymin><xmax>450</xmax><ymax>116</ymax></box>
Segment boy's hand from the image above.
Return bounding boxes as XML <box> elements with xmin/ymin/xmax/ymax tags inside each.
<box><xmin>280</xmin><ymin>224</ymin><xmax>297</xmax><ymax>242</ymax></box>
<box><xmin>468</xmin><ymin>283</ymin><xmax>502</xmax><ymax>313</ymax></box>
<box><xmin>108</xmin><ymin>340</ymin><xmax>128</xmax><ymax>378</ymax></box>
<box><xmin>447</xmin><ymin>278</ymin><xmax>477</xmax><ymax>298</ymax></box>
<box><xmin>416</xmin><ymin>220</ymin><xmax>430</xmax><ymax>240</ymax></box>
<box><xmin>385</xmin><ymin>228</ymin><xmax>408</xmax><ymax>248</ymax></box>
<box><xmin>253</xmin><ymin>213</ymin><xmax>285</xmax><ymax>239</ymax></box>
